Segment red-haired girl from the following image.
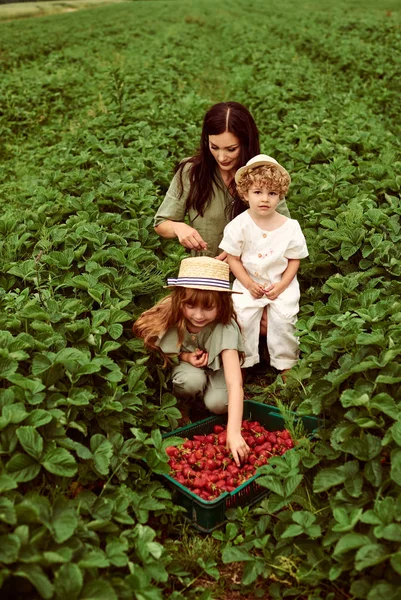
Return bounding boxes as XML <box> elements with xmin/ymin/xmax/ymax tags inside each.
<box><xmin>133</xmin><ymin>257</ymin><xmax>249</xmax><ymax>466</ymax></box>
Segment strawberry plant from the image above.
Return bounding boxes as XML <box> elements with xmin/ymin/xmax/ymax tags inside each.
<box><xmin>1</xmin><ymin>0</ymin><xmax>401</xmax><ymax>597</ymax></box>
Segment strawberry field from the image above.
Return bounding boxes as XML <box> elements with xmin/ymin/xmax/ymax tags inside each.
<box><xmin>1</xmin><ymin>0</ymin><xmax>401</xmax><ymax>598</ymax></box>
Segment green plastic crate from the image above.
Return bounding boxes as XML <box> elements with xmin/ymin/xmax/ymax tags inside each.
<box><xmin>162</xmin><ymin>400</ymin><xmax>320</xmax><ymax>532</ymax></box>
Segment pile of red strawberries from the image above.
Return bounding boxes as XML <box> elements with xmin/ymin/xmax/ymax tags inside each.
<box><xmin>166</xmin><ymin>420</ymin><xmax>294</xmax><ymax>502</ymax></box>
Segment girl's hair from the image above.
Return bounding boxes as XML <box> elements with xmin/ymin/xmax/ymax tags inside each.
<box><xmin>176</xmin><ymin>102</ymin><xmax>260</xmax><ymax>219</ymax></box>
<box><xmin>133</xmin><ymin>287</ymin><xmax>242</xmax><ymax>365</ymax></box>
<box><xmin>237</xmin><ymin>165</ymin><xmax>290</xmax><ymax>201</ymax></box>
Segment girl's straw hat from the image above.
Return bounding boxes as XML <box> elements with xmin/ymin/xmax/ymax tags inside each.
<box><xmin>235</xmin><ymin>154</ymin><xmax>291</xmax><ymax>184</ymax></box>
<box><xmin>166</xmin><ymin>257</ymin><xmax>241</xmax><ymax>293</ymax></box>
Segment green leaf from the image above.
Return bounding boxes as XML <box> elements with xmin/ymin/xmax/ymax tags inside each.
<box><xmin>106</xmin><ymin>539</ymin><xmax>128</xmax><ymax>567</ymax></box>
<box><xmin>284</xmin><ymin>474</ymin><xmax>303</xmax><ymax>496</ymax></box>
<box><xmin>281</xmin><ymin>524</ymin><xmax>304</xmax><ymax>538</ymax></box>
<box><xmin>108</xmin><ymin>323</ymin><xmax>123</xmax><ymax>340</ymax></box>
<box><xmin>333</xmin><ymin>533</ymin><xmax>371</xmax><ymax>556</ymax></box>
<box><xmin>355</xmin><ymin>543</ymin><xmax>389</xmax><ymax>570</ymax></box>
<box><xmin>367</xmin><ymin>582</ymin><xmax>400</xmax><ymax>600</ymax></box>
<box><xmin>55</xmin><ymin>563</ymin><xmax>83</xmax><ymax>600</ymax></box>
<box><xmin>0</xmin><ymin>473</ymin><xmax>18</xmax><ymax>493</ymax></box>
<box><xmin>370</xmin><ymin>393</ymin><xmax>399</xmax><ymax>419</ymax></box>
<box><xmin>41</xmin><ymin>447</ymin><xmax>77</xmax><ymax>477</ymax></box>
<box><xmin>257</xmin><ymin>476</ymin><xmax>284</xmax><ymax>496</ymax></box>
<box><xmin>340</xmin><ymin>390</ymin><xmax>370</xmax><ymax>408</ymax></box>
<box><xmin>90</xmin><ymin>434</ymin><xmax>113</xmax><ymax>476</ymax></box>
<box><xmin>52</xmin><ymin>497</ymin><xmax>78</xmax><ymax>543</ymax></box>
<box><xmin>24</xmin><ymin>409</ymin><xmax>53</xmax><ymax>428</ymax></box>
<box><xmin>390</xmin><ymin>421</ymin><xmax>401</xmax><ymax>446</ymax></box>
<box><xmin>242</xmin><ymin>558</ymin><xmax>266</xmax><ymax>585</ymax></box>
<box><xmin>341</xmin><ymin>433</ymin><xmax>381</xmax><ymax>461</ymax></box>
<box><xmin>80</xmin><ymin>580</ymin><xmax>117</xmax><ymax>600</ymax></box>
<box><xmin>16</xmin><ymin>426</ymin><xmax>43</xmax><ymax>460</ymax></box>
<box><xmin>0</xmin><ymin>533</ymin><xmax>21</xmax><ymax>563</ymax></box>
<box><xmin>15</xmin><ymin>564</ymin><xmax>54</xmax><ymax>599</ymax></box>
<box><xmin>0</xmin><ymin>498</ymin><xmax>17</xmax><ymax>525</ymax></box>
<box><xmin>79</xmin><ymin>549</ymin><xmax>110</xmax><ymax>569</ymax></box>
<box><xmin>6</xmin><ymin>453</ymin><xmax>41</xmax><ymax>482</ymax></box>
<box><xmin>313</xmin><ymin>467</ymin><xmax>345</xmax><ymax>492</ymax></box>
<box><xmin>390</xmin><ymin>552</ymin><xmax>401</xmax><ymax>576</ymax></box>
<box><xmin>222</xmin><ymin>545</ymin><xmax>253</xmax><ymax>563</ymax></box>
<box><xmin>390</xmin><ymin>448</ymin><xmax>401</xmax><ymax>486</ymax></box>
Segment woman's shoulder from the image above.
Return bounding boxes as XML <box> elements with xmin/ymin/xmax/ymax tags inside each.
<box><xmin>175</xmin><ymin>157</ymin><xmax>195</xmax><ymax>175</ymax></box>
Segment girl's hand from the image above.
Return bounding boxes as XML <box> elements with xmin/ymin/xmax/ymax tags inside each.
<box><xmin>172</xmin><ymin>223</ymin><xmax>208</xmax><ymax>251</ymax></box>
<box><xmin>187</xmin><ymin>349</ymin><xmax>208</xmax><ymax>368</ymax></box>
<box><xmin>263</xmin><ymin>282</ymin><xmax>286</xmax><ymax>300</ymax></box>
<box><xmin>247</xmin><ymin>280</ymin><xmax>266</xmax><ymax>299</ymax></box>
<box><xmin>227</xmin><ymin>432</ymin><xmax>250</xmax><ymax>467</ymax></box>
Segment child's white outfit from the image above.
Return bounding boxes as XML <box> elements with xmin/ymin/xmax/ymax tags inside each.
<box><xmin>220</xmin><ymin>212</ymin><xmax>308</xmax><ymax>370</ymax></box>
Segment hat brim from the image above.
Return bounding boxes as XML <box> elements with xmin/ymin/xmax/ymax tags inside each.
<box><xmin>235</xmin><ymin>160</ymin><xmax>291</xmax><ymax>184</ymax></box>
<box><xmin>164</xmin><ymin>283</ymin><xmax>242</xmax><ymax>294</ymax></box>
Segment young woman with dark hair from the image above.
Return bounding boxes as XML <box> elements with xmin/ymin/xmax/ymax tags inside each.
<box><xmin>154</xmin><ymin>101</ymin><xmax>290</xmax><ymax>260</ymax></box>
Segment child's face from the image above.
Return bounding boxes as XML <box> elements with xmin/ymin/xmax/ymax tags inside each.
<box><xmin>244</xmin><ymin>183</ymin><xmax>280</xmax><ymax>218</ymax></box>
<box><xmin>183</xmin><ymin>300</ymin><xmax>218</xmax><ymax>333</ymax></box>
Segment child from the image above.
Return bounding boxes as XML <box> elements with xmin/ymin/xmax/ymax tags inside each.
<box><xmin>133</xmin><ymin>256</ymin><xmax>249</xmax><ymax>466</ymax></box>
<box><xmin>220</xmin><ymin>154</ymin><xmax>308</xmax><ymax>373</ymax></box>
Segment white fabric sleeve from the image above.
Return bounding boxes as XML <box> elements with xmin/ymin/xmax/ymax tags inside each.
<box><xmin>285</xmin><ymin>220</ymin><xmax>309</xmax><ymax>259</ymax></box>
<box><xmin>219</xmin><ymin>218</ymin><xmax>244</xmax><ymax>257</ymax></box>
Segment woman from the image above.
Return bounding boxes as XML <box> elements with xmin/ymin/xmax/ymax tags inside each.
<box><xmin>154</xmin><ymin>101</ymin><xmax>290</xmax><ymax>260</ymax></box>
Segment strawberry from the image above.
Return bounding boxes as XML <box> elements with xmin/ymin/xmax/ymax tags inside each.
<box><xmin>217</xmin><ymin>432</ymin><xmax>227</xmax><ymax>445</ymax></box>
<box><xmin>213</xmin><ymin>424</ymin><xmax>225</xmax><ymax>434</ymax></box>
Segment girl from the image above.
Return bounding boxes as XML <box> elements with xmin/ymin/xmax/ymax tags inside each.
<box><xmin>154</xmin><ymin>101</ymin><xmax>290</xmax><ymax>259</ymax></box>
<box><xmin>220</xmin><ymin>155</ymin><xmax>309</xmax><ymax>373</ymax></box>
<box><xmin>133</xmin><ymin>256</ymin><xmax>249</xmax><ymax>466</ymax></box>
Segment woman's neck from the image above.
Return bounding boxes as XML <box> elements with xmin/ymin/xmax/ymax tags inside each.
<box><xmin>218</xmin><ymin>168</ymin><xmax>235</xmax><ymax>188</ymax></box>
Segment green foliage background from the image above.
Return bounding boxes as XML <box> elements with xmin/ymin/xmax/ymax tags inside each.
<box><xmin>1</xmin><ymin>0</ymin><xmax>401</xmax><ymax>598</ymax></box>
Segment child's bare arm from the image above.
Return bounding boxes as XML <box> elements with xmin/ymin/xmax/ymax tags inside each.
<box><xmin>221</xmin><ymin>349</ymin><xmax>249</xmax><ymax>466</ymax></box>
<box><xmin>264</xmin><ymin>258</ymin><xmax>300</xmax><ymax>300</ymax></box>
<box><xmin>226</xmin><ymin>253</ymin><xmax>265</xmax><ymax>299</ymax></box>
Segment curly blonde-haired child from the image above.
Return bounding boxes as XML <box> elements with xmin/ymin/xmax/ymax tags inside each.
<box><xmin>220</xmin><ymin>155</ymin><xmax>308</xmax><ymax>374</ymax></box>
<box><xmin>133</xmin><ymin>256</ymin><xmax>249</xmax><ymax>466</ymax></box>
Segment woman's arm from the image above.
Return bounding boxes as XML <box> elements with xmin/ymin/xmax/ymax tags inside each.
<box><xmin>221</xmin><ymin>349</ymin><xmax>249</xmax><ymax>466</ymax></box>
<box><xmin>154</xmin><ymin>220</ymin><xmax>208</xmax><ymax>251</ymax></box>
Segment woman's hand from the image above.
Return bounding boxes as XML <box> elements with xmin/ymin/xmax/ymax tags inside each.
<box><xmin>180</xmin><ymin>349</ymin><xmax>208</xmax><ymax>368</ymax></box>
<box><xmin>172</xmin><ymin>222</ymin><xmax>208</xmax><ymax>251</ymax></box>
<box><xmin>215</xmin><ymin>251</ymin><xmax>228</xmax><ymax>261</ymax></box>
<box><xmin>226</xmin><ymin>432</ymin><xmax>250</xmax><ymax>467</ymax></box>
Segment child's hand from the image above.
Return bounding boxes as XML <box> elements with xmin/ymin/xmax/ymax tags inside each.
<box><xmin>247</xmin><ymin>280</ymin><xmax>266</xmax><ymax>299</ymax></box>
<box><xmin>263</xmin><ymin>282</ymin><xmax>286</xmax><ymax>300</ymax></box>
<box><xmin>227</xmin><ymin>432</ymin><xmax>250</xmax><ymax>467</ymax></box>
<box><xmin>187</xmin><ymin>349</ymin><xmax>208</xmax><ymax>368</ymax></box>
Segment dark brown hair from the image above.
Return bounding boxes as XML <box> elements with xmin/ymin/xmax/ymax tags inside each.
<box><xmin>176</xmin><ymin>102</ymin><xmax>260</xmax><ymax>219</ymax></box>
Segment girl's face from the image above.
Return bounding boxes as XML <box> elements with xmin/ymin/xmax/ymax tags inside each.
<box><xmin>244</xmin><ymin>183</ymin><xmax>280</xmax><ymax>218</ymax></box>
<box><xmin>208</xmin><ymin>131</ymin><xmax>241</xmax><ymax>174</ymax></box>
<box><xmin>183</xmin><ymin>300</ymin><xmax>218</xmax><ymax>333</ymax></box>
